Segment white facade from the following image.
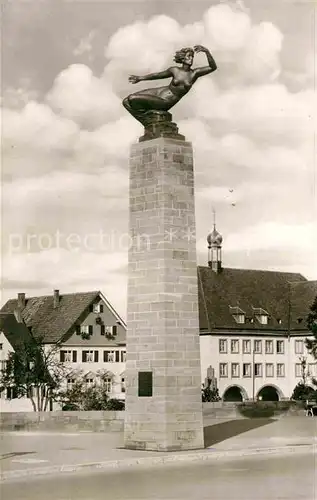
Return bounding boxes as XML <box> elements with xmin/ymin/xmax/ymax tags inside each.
<box><xmin>1</xmin><ymin>287</ymin><xmax>316</xmax><ymax>410</ymax></box>
<box><xmin>0</xmin><ymin>330</ymin><xmax>35</xmax><ymax>411</ymax></box>
<box><xmin>0</xmin><ymin>292</ymin><xmax>127</xmax><ymax>411</ymax></box>
<box><xmin>1</xmin><ymin>331</ymin><xmax>316</xmax><ymax>409</ymax></box>
<box><xmin>200</xmin><ymin>332</ymin><xmax>316</xmax><ymax>400</ymax></box>
<box><xmin>54</xmin><ymin>344</ymin><xmax>126</xmax><ymax>400</ymax></box>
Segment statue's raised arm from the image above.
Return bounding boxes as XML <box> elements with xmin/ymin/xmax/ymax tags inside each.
<box><xmin>122</xmin><ymin>46</ymin><xmax>217</xmax><ymax>132</ymax></box>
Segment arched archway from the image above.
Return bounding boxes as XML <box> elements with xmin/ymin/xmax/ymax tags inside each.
<box><xmin>223</xmin><ymin>385</ymin><xmax>248</xmax><ymax>402</ymax></box>
<box><xmin>257</xmin><ymin>385</ymin><xmax>283</xmax><ymax>402</ymax></box>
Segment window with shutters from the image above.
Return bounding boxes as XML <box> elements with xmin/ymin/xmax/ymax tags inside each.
<box><xmin>121</xmin><ymin>351</ymin><xmax>126</xmax><ymax>362</ymax></box>
<box><xmin>231</xmin><ymin>340</ymin><xmax>239</xmax><ymax>354</ymax></box>
<box><xmin>85</xmin><ymin>378</ymin><xmax>95</xmax><ymax>388</ymax></box>
<box><xmin>219</xmin><ymin>339</ymin><xmax>227</xmax><ymax>353</ymax></box>
<box><xmin>266</xmin><ymin>363</ymin><xmax>274</xmax><ymax>377</ymax></box>
<box><xmin>93</xmin><ymin>303</ymin><xmax>104</xmax><ymax>314</ymax></box>
<box><xmin>104</xmin><ymin>325</ymin><xmax>117</xmax><ymax>337</ymax></box>
<box><xmin>277</xmin><ymin>363</ymin><xmax>285</xmax><ymax>377</ymax></box>
<box><xmin>219</xmin><ymin>363</ymin><xmax>228</xmax><ymax>378</ymax></box>
<box><xmin>308</xmin><ymin>363</ymin><xmax>317</xmax><ymax>377</ymax></box>
<box><xmin>295</xmin><ymin>363</ymin><xmax>302</xmax><ymax>377</ymax></box>
<box><xmin>60</xmin><ymin>350</ymin><xmax>72</xmax><ymax>362</ymax></box>
<box><xmin>67</xmin><ymin>378</ymin><xmax>76</xmax><ymax>390</ymax></box>
<box><xmin>265</xmin><ymin>340</ymin><xmax>273</xmax><ymax>354</ymax></box>
<box><xmin>6</xmin><ymin>387</ymin><xmax>18</xmax><ymax>399</ymax></box>
<box><xmin>231</xmin><ymin>363</ymin><xmax>240</xmax><ymax>378</ymax></box>
<box><xmin>295</xmin><ymin>340</ymin><xmax>303</xmax><ymax>354</ymax></box>
<box><xmin>243</xmin><ymin>363</ymin><xmax>251</xmax><ymax>377</ymax></box>
<box><xmin>254</xmin><ymin>363</ymin><xmax>262</xmax><ymax>377</ymax></box>
<box><xmin>243</xmin><ymin>340</ymin><xmax>251</xmax><ymax>354</ymax></box>
<box><xmin>82</xmin><ymin>351</ymin><xmax>94</xmax><ymax>363</ymax></box>
<box><xmin>60</xmin><ymin>350</ymin><xmax>77</xmax><ymax>362</ymax></box>
<box><xmin>254</xmin><ymin>340</ymin><xmax>262</xmax><ymax>354</ymax></box>
<box><xmin>103</xmin><ymin>377</ymin><xmax>112</xmax><ymax>392</ymax></box>
<box><xmin>64</xmin><ymin>351</ymin><xmax>72</xmax><ymax>362</ymax></box>
<box><xmin>104</xmin><ymin>350</ymin><xmax>116</xmax><ymax>362</ymax></box>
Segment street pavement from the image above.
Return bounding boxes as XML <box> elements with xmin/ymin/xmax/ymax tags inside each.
<box><xmin>0</xmin><ymin>416</ymin><xmax>316</xmax><ymax>483</ymax></box>
<box><xmin>1</xmin><ymin>450</ymin><xmax>316</xmax><ymax>499</ymax></box>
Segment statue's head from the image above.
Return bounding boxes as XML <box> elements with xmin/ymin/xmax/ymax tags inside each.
<box><xmin>174</xmin><ymin>47</ymin><xmax>194</xmax><ymax>67</ymax></box>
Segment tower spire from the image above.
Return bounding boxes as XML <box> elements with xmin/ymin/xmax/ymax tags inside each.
<box><xmin>212</xmin><ymin>206</ymin><xmax>216</xmax><ymax>230</ymax></box>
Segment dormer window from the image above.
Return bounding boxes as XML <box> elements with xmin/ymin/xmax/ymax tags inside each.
<box><xmin>253</xmin><ymin>308</ymin><xmax>269</xmax><ymax>325</ymax></box>
<box><xmin>235</xmin><ymin>314</ymin><xmax>245</xmax><ymax>324</ymax></box>
<box><xmin>229</xmin><ymin>306</ymin><xmax>245</xmax><ymax>324</ymax></box>
<box><xmin>258</xmin><ymin>315</ymin><xmax>268</xmax><ymax>325</ymax></box>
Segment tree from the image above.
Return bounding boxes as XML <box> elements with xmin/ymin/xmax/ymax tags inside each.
<box><xmin>57</xmin><ymin>373</ymin><xmax>125</xmax><ymax>411</ymax></box>
<box><xmin>291</xmin><ymin>382</ymin><xmax>317</xmax><ymax>402</ymax></box>
<box><xmin>306</xmin><ymin>295</ymin><xmax>317</xmax><ymax>359</ymax></box>
<box><xmin>202</xmin><ymin>378</ymin><xmax>221</xmax><ymax>402</ymax></box>
<box><xmin>291</xmin><ymin>355</ymin><xmax>317</xmax><ymax>402</ymax></box>
<box><xmin>0</xmin><ymin>335</ymin><xmax>67</xmax><ymax>411</ymax></box>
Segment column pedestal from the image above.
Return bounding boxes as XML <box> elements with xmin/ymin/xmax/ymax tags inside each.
<box><xmin>124</xmin><ymin>135</ymin><xmax>204</xmax><ymax>451</ymax></box>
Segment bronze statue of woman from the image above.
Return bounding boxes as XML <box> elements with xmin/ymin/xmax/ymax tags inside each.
<box><xmin>122</xmin><ymin>45</ymin><xmax>217</xmax><ymax>125</ymax></box>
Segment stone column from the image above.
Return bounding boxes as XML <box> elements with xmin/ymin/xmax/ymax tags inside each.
<box><xmin>124</xmin><ymin>130</ymin><xmax>204</xmax><ymax>451</ymax></box>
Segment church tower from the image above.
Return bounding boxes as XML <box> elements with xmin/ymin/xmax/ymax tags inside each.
<box><xmin>207</xmin><ymin>211</ymin><xmax>223</xmax><ymax>273</ymax></box>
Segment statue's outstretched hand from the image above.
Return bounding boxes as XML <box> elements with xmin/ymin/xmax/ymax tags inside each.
<box><xmin>194</xmin><ymin>45</ymin><xmax>208</xmax><ymax>53</ymax></box>
<box><xmin>129</xmin><ymin>75</ymin><xmax>141</xmax><ymax>84</ymax></box>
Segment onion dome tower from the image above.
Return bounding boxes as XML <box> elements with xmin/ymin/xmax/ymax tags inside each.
<box><xmin>207</xmin><ymin>210</ymin><xmax>223</xmax><ymax>273</ymax></box>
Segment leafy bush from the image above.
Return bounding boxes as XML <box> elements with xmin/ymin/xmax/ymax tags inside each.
<box><xmin>106</xmin><ymin>398</ymin><xmax>125</xmax><ymax>411</ymax></box>
<box><xmin>237</xmin><ymin>401</ymin><xmax>294</xmax><ymax>419</ymax></box>
<box><xmin>291</xmin><ymin>382</ymin><xmax>317</xmax><ymax>402</ymax></box>
<box><xmin>58</xmin><ymin>380</ymin><xmax>125</xmax><ymax>411</ymax></box>
<box><xmin>202</xmin><ymin>378</ymin><xmax>221</xmax><ymax>402</ymax></box>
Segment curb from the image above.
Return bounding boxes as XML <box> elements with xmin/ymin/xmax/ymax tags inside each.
<box><xmin>1</xmin><ymin>444</ymin><xmax>316</xmax><ymax>482</ymax></box>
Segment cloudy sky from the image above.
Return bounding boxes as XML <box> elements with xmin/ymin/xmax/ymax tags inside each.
<box><xmin>1</xmin><ymin>0</ymin><xmax>316</xmax><ymax>319</ymax></box>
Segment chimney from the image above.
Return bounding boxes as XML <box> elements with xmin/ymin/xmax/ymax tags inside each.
<box><xmin>53</xmin><ymin>289</ymin><xmax>60</xmax><ymax>308</ymax></box>
<box><xmin>17</xmin><ymin>292</ymin><xmax>26</xmax><ymax>309</ymax></box>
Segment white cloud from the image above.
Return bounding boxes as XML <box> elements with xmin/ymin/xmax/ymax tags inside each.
<box><xmin>185</xmin><ymin>82</ymin><xmax>313</xmax><ymax>144</ymax></box>
<box><xmin>202</xmin><ymin>3</ymin><xmax>251</xmax><ymax>50</ymax></box>
<box><xmin>2</xmin><ymin>101</ymin><xmax>78</xmax><ymax>152</ymax></box>
<box><xmin>75</xmin><ymin>116</ymin><xmax>140</xmax><ymax>162</ymax></box>
<box><xmin>2</xmin><ymin>249</ymin><xmax>128</xmax><ymax>318</ymax></box>
<box><xmin>3</xmin><ymin>167</ymin><xmax>128</xmax><ymax>207</ymax></box>
<box><xmin>225</xmin><ymin>221</ymin><xmax>316</xmax><ymax>252</ymax></box>
<box><xmin>46</xmin><ymin>64</ymin><xmax>122</xmax><ymax>127</ymax></box>
<box><xmin>73</xmin><ymin>30</ymin><xmax>96</xmax><ymax>57</ymax></box>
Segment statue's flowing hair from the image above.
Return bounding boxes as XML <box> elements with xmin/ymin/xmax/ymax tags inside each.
<box><xmin>173</xmin><ymin>47</ymin><xmax>194</xmax><ymax>64</ymax></box>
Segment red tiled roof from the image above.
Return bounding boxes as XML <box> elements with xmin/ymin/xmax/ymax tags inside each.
<box><xmin>0</xmin><ymin>313</ymin><xmax>33</xmax><ymax>349</ymax></box>
<box><xmin>289</xmin><ymin>280</ymin><xmax>317</xmax><ymax>330</ymax></box>
<box><xmin>197</xmin><ymin>266</ymin><xmax>310</xmax><ymax>332</ymax></box>
<box><xmin>1</xmin><ymin>291</ymin><xmax>99</xmax><ymax>343</ymax></box>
